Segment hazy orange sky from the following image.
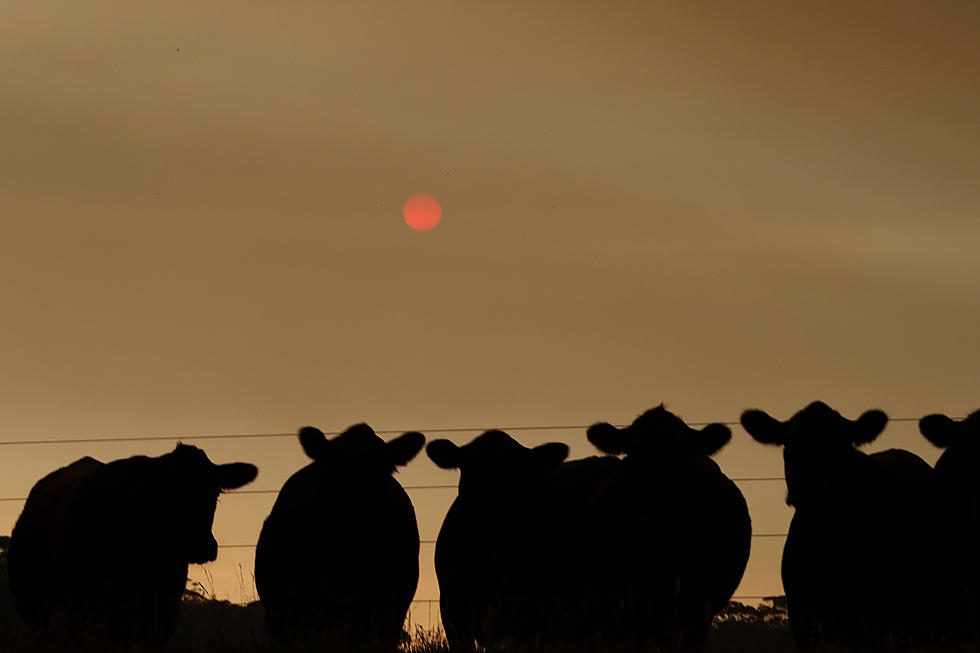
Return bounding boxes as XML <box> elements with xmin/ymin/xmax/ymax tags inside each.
<box><xmin>1</xmin><ymin>0</ymin><xmax>978</xmax><ymax>629</ymax></box>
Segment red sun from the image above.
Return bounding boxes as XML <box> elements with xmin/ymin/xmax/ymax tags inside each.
<box><xmin>403</xmin><ymin>193</ymin><xmax>442</xmax><ymax>231</ymax></box>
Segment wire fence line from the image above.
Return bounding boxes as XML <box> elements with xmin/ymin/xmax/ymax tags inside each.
<box><xmin>0</xmin><ymin>415</ymin><xmax>942</xmax><ymax>447</ymax></box>
<box><xmin>1</xmin><ymin>418</ymin><xmax>942</xmax><ymax>624</ymax></box>
<box><xmin>212</xmin><ymin>533</ymin><xmax>791</xmax><ymax>549</ymax></box>
<box><xmin>408</xmin><ymin>595</ymin><xmax>780</xmax><ymax>605</ymax></box>
<box><xmin>0</xmin><ymin>413</ymin><xmax>941</xmax><ymax>500</ymax></box>
<box><xmin>0</xmin><ymin>477</ymin><xmax>788</xmax><ymax>504</ymax></box>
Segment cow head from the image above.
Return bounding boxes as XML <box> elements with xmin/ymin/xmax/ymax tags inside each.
<box><xmin>921</xmin><ymin>408</ymin><xmax>980</xmax><ymax>483</ymax></box>
<box><xmin>587</xmin><ymin>404</ymin><xmax>731</xmax><ymax>461</ymax></box>
<box><xmin>426</xmin><ymin>430</ymin><xmax>569</xmax><ymax>499</ymax></box>
<box><xmin>298</xmin><ymin>423</ymin><xmax>426</xmax><ymax>475</ymax></box>
<box><xmin>163</xmin><ymin>444</ymin><xmax>258</xmax><ymax>564</ymax></box>
<box><xmin>920</xmin><ymin>409</ymin><xmax>980</xmax><ymax>450</ymax></box>
<box><xmin>741</xmin><ymin>401</ymin><xmax>887</xmax><ymax>507</ymax></box>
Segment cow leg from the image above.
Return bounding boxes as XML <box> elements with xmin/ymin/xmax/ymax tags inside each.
<box><xmin>441</xmin><ymin>599</ymin><xmax>477</xmax><ymax>653</ymax></box>
<box><xmin>676</xmin><ymin>599</ymin><xmax>712</xmax><ymax>652</ymax></box>
<box><xmin>787</xmin><ymin>598</ymin><xmax>820</xmax><ymax>652</ymax></box>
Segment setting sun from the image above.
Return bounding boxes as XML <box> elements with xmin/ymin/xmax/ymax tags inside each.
<box><xmin>403</xmin><ymin>193</ymin><xmax>442</xmax><ymax>231</ymax></box>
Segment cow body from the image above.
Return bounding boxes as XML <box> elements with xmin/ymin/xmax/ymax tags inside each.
<box><xmin>744</xmin><ymin>401</ymin><xmax>958</xmax><ymax>649</ymax></box>
<box><xmin>7</xmin><ymin>445</ymin><xmax>257</xmax><ymax>643</ymax></box>
<box><xmin>254</xmin><ymin>424</ymin><xmax>425</xmax><ymax>651</ymax></box>
<box><xmin>586</xmin><ymin>405</ymin><xmax>751</xmax><ymax>651</ymax></box>
<box><xmin>780</xmin><ymin>448</ymin><xmax>944</xmax><ymax>648</ymax></box>
<box><xmin>427</xmin><ymin>430</ymin><xmax>573</xmax><ymax>652</ymax></box>
<box><xmin>920</xmin><ymin>408</ymin><xmax>980</xmax><ymax>642</ymax></box>
<box><xmin>519</xmin><ymin>454</ymin><xmax>623</xmax><ymax>645</ymax></box>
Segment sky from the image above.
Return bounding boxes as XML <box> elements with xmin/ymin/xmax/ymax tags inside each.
<box><xmin>1</xmin><ymin>0</ymin><xmax>979</xmax><ymax>630</ymax></box>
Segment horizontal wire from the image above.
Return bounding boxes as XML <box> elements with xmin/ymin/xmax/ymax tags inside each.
<box><xmin>217</xmin><ymin>541</ymin><xmax>436</xmax><ymax>548</ymax></box>
<box><xmin>223</xmin><ymin>477</ymin><xmax>788</xmax><ymax>494</ymax></box>
<box><xmin>213</xmin><ymin>534</ymin><xmax>789</xmax><ymax>549</ymax></box>
<box><xmin>0</xmin><ymin>532</ymin><xmax>790</xmax><ymax>551</ymax></box>
<box><xmin>0</xmin><ymin>478</ymin><xmax>787</xmax><ymax>503</ymax></box>
<box><xmin>0</xmin><ymin>415</ymin><xmax>941</xmax><ymax>447</ymax></box>
<box><xmin>407</xmin><ymin>596</ymin><xmax>781</xmax><ymax>603</ymax></box>
<box><xmin>404</xmin><ymin>594</ymin><xmax>785</xmax><ymax>603</ymax></box>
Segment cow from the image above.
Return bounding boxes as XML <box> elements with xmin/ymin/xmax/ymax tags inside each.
<box><xmin>585</xmin><ymin>404</ymin><xmax>751</xmax><ymax>651</ymax></box>
<box><xmin>427</xmin><ymin>429</ymin><xmax>591</xmax><ymax>652</ymax></box>
<box><xmin>920</xmin><ymin>407</ymin><xmax>980</xmax><ymax>641</ymax></box>
<box><xmin>742</xmin><ymin>401</ymin><xmax>956</xmax><ymax>649</ymax></box>
<box><xmin>7</xmin><ymin>444</ymin><xmax>258</xmax><ymax>643</ymax></box>
<box><xmin>254</xmin><ymin>423</ymin><xmax>425</xmax><ymax>651</ymax></box>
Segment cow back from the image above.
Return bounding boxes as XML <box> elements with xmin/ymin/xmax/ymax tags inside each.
<box><xmin>255</xmin><ymin>461</ymin><xmax>420</xmax><ymax>648</ymax></box>
<box><xmin>8</xmin><ymin>457</ymin><xmax>104</xmax><ymax>628</ymax></box>
<box><xmin>584</xmin><ymin>454</ymin><xmax>751</xmax><ymax>648</ymax></box>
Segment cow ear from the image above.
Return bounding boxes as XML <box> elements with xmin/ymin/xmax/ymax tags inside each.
<box><xmin>427</xmin><ymin>439</ymin><xmax>462</xmax><ymax>469</ymax></box>
<box><xmin>531</xmin><ymin>442</ymin><xmax>569</xmax><ymax>468</ymax></box>
<box><xmin>968</xmin><ymin>408</ymin><xmax>980</xmax><ymax>426</ymax></box>
<box><xmin>852</xmin><ymin>410</ymin><xmax>887</xmax><ymax>445</ymax></box>
<box><xmin>388</xmin><ymin>431</ymin><xmax>426</xmax><ymax>467</ymax></box>
<box><xmin>299</xmin><ymin>426</ymin><xmax>330</xmax><ymax>460</ymax></box>
<box><xmin>741</xmin><ymin>410</ymin><xmax>785</xmax><ymax>445</ymax></box>
<box><xmin>587</xmin><ymin>422</ymin><xmax>627</xmax><ymax>454</ymax></box>
<box><xmin>919</xmin><ymin>414</ymin><xmax>958</xmax><ymax>449</ymax></box>
<box><xmin>217</xmin><ymin>463</ymin><xmax>258</xmax><ymax>490</ymax></box>
<box><xmin>694</xmin><ymin>423</ymin><xmax>732</xmax><ymax>455</ymax></box>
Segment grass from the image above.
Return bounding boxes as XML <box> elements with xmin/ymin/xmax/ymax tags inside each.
<box><xmin>4</xmin><ymin>598</ymin><xmax>980</xmax><ymax>652</ymax></box>
<box><xmin>0</xmin><ymin>546</ymin><xmax>975</xmax><ymax>653</ymax></box>
<box><xmin>3</xmin><ymin>596</ymin><xmax>976</xmax><ymax>653</ymax></box>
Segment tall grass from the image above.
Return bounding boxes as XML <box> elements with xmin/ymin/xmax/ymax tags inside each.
<box><xmin>0</xmin><ymin>544</ymin><xmax>974</xmax><ymax>653</ymax></box>
<box><xmin>2</xmin><ymin>594</ymin><xmax>978</xmax><ymax>653</ymax></box>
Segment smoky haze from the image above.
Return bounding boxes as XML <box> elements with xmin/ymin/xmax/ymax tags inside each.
<box><xmin>1</xmin><ymin>0</ymin><xmax>978</xmax><ymax>621</ymax></box>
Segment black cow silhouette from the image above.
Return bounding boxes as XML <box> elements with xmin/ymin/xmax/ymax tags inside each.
<box><xmin>585</xmin><ymin>405</ymin><xmax>751</xmax><ymax>651</ymax></box>
<box><xmin>521</xmin><ymin>450</ymin><xmax>623</xmax><ymax>647</ymax></box>
<box><xmin>743</xmin><ymin>401</ymin><xmax>951</xmax><ymax>649</ymax></box>
<box><xmin>254</xmin><ymin>423</ymin><xmax>425</xmax><ymax>651</ymax></box>
<box><xmin>921</xmin><ymin>408</ymin><xmax>980</xmax><ymax>641</ymax></box>
<box><xmin>427</xmin><ymin>430</ymin><xmax>574</xmax><ymax>652</ymax></box>
<box><xmin>7</xmin><ymin>444</ymin><xmax>257</xmax><ymax>643</ymax></box>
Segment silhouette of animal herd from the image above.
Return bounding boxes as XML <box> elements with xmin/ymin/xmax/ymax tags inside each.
<box><xmin>4</xmin><ymin>402</ymin><xmax>980</xmax><ymax>651</ymax></box>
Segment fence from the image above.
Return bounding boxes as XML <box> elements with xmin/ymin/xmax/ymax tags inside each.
<box><xmin>0</xmin><ymin>415</ymin><xmax>958</xmax><ymax>631</ymax></box>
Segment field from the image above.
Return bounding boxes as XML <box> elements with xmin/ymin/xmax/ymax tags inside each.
<box><xmin>3</xmin><ymin>591</ymin><xmax>971</xmax><ymax>653</ymax></box>
<box><xmin>4</xmin><ymin>593</ymin><xmax>980</xmax><ymax>652</ymax></box>
<box><xmin>0</xmin><ymin>543</ymin><xmax>974</xmax><ymax>653</ymax></box>
<box><xmin>0</xmin><ymin>594</ymin><xmax>796</xmax><ymax>652</ymax></box>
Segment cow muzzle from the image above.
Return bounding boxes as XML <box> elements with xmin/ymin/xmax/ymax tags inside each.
<box><xmin>187</xmin><ymin>535</ymin><xmax>219</xmax><ymax>564</ymax></box>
